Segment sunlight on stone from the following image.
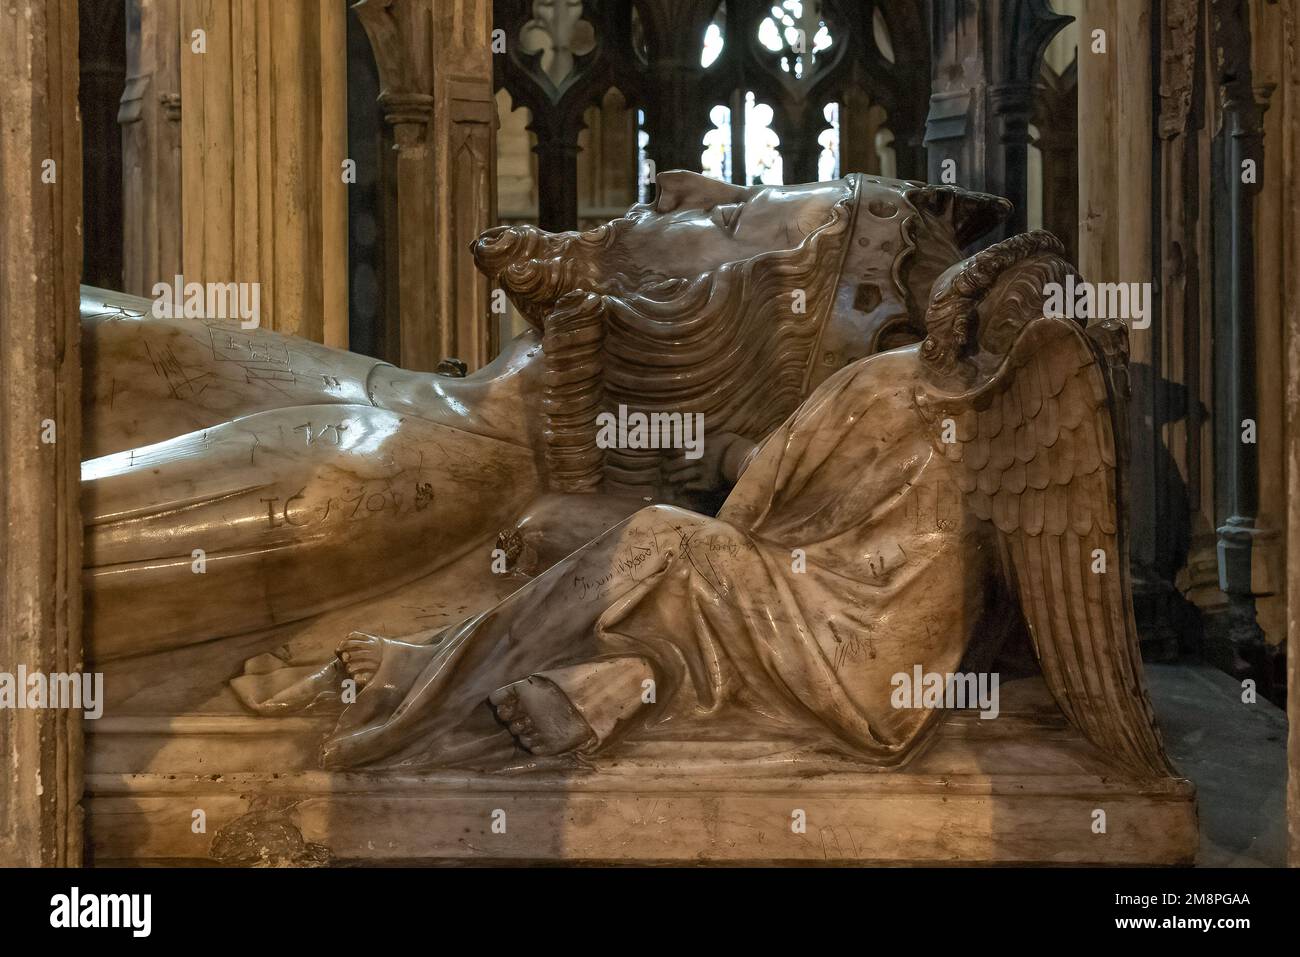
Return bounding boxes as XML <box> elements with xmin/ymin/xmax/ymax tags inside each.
<box><xmin>873</xmin><ymin>7</ymin><xmax>895</xmax><ymax>63</ymax></box>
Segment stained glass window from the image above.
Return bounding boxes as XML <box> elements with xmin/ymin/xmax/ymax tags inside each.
<box><xmin>701</xmin><ymin>104</ymin><xmax>733</xmax><ymax>182</ymax></box>
<box><xmin>701</xmin><ymin>3</ymin><xmax>725</xmax><ymax>70</ymax></box>
<box><xmin>757</xmin><ymin>1</ymin><xmax>833</xmax><ymax>80</ymax></box>
<box><xmin>744</xmin><ymin>92</ymin><xmax>782</xmax><ymax>185</ymax></box>
<box><xmin>818</xmin><ymin>101</ymin><xmax>840</xmax><ymax>180</ymax></box>
<box><xmin>638</xmin><ymin>109</ymin><xmax>653</xmax><ymax>203</ymax></box>
<box><xmin>698</xmin><ymin>1</ymin><xmax>861</xmax><ymax>188</ymax></box>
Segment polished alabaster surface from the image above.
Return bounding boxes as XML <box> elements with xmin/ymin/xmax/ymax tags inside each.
<box><xmin>82</xmin><ymin>173</ymin><xmax>1172</xmax><ymax>794</ymax></box>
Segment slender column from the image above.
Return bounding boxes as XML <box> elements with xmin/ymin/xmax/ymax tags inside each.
<box><xmin>381</xmin><ymin>91</ymin><xmax>437</xmax><ymax>369</ymax></box>
<box><xmin>926</xmin><ymin>0</ymin><xmax>1068</xmax><ymax>243</ymax></box>
<box><xmin>430</xmin><ymin>0</ymin><xmax>497</xmax><ymax>366</ymax></box>
<box><xmin>1118</xmin><ymin>0</ymin><xmax>1174</xmax><ymax>655</ymax></box>
<box><xmin>1076</xmin><ymin>0</ymin><xmax>1118</xmax><ymax>280</ymax></box>
<box><xmin>1286</xmin><ymin>14</ymin><xmax>1300</xmax><ymax>865</ymax></box>
<box><xmin>988</xmin><ymin>82</ymin><xmax>1034</xmax><ymax>235</ymax></box>
<box><xmin>636</xmin><ymin>0</ymin><xmax>714</xmax><ymax>176</ymax></box>
<box><xmin>0</xmin><ymin>0</ymin><xmax>84</xmax><ymax>867</ymax></box>
<box><xmin>1248</xmin><ymin>0</ymin><xmax>1288</xmax><ymax>675</ymax></box>
<box><xmin>177</xmin><ymin>0</ymin><xmax>349</xmax><ymax>345</ymax></box>
<box><xmin>1208</xmin><ymin>0</ymin><xmax>1268</xmax><ymax>662</ymax></box>
<box><xmin>121</xmin><ymin>0</ymin><xmax>183</xmax><ymax>297</ymax></box>
<box><xmin>357</xmin><ymin>0</ymin><xmax>496</xmax><ymax>370</ymax></box>
<box><xmin>532</xmin><ymin>123</ymin><xmax>580</xmax><ymax>230</ymax></box>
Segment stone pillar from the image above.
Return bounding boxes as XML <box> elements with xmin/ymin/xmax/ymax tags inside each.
<box><xmin>121</xmin><ymin>0</ymin><xmax>183</xmax><ymax>297</ymax></box>
<box><xmin>356</xmin><ymin>0</ymin><xmax>496</xmax><ymax>371</ymax></box>
<box><xmin>840</xmin><ymin>86</ymin><xmax>882</xmax><ymax>176</ymax></box>
<box><xmin>638</xmin><ymin>0</ymin><xmax>713</xmax><ymax>177</ymax></box>
<box><xmin>1075</xmin><ymin>0</ymin><xmax>1118</xmax><ymax>280</ymax></box>
<box><xmin>987</xmin><ymin>81</ymin><xmax>1036</xmax><ymax>235</ymax></box>
<box><xmin>1156</xmin><ymin>0</ymin><xmax>1210</xmax><ymax>626</ymax></box>
<box><xmin>533</xmin><ymin>119</ymin><xmax>582</xmax><ymax>233</ymax></box>
<box><xmin>1250</xmin><ymin>0</ymin><xmax>1289</xmax><ymax>675</ymax></box>
<box><xmin>431</xmin><ymin>0</ymin><xmax>497</xmax><ymax>368</ymax></box>
<box><xmin>1247</xmin><ymin>0</ymin><xmax>1300</xmax><ymax>856</ymax></box>
<box><xmin>926</xmin><ymin>0</ymin><xmax>1070</xmax><ymax>243</ymax></box>
<box><xmin>1274</xmin><ymin>0</ymin><xmax>1300</xmax><ymax>868</ymax></box>
<box><xmin>0</xmin><ymin>0</ymin><xmax>84</xmax><ymax>867</ymax></box>
<box><xmin>1205</xmin><ymin>0</ymin><xmax>1270</xmax><ymax>667</ymax></box>
<box><xmin>1115</xmin><ymin>2</ymin><xmax>1152</xmax><ymax>301</ymax></box>
<box><xmin>176</xmin><ymin>0</ymin><xmax>349</xmax><ymax>345</ymax></box>
<box><xmin>1076</xmin><ymin>0</ymin><xmax>1192</xmax><ymax>656</ymax></box>
<box><xmin>382</xmin><ymin>88</ymin><xmax>438</xmax><ymax>369</ymax></box>
<box><xmin>1117</xmin><ymin>1</ymin><xmax>1170</xmax><ymax>654</ymax></box>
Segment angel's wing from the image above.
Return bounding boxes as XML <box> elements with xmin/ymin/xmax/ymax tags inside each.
<box><xmin>918</xmin><ymin>314</ymin><xmax>1172</xmax><ymax>777</ymax></box>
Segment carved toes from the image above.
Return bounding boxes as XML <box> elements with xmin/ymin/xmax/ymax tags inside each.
<box><xmin>336</xmin><ymin>633</ymin><xmax>382</xmax><ymax>684</ymax></box>
<box><xmin>489</xmin><ymin>686</ymin><xmax>546</xmax><ymax>752</ymax></box>
<box><xmin>508</xmin><ymin>715</ymin><xmax>535</xmax><ymax>737</ymax></box>
<box><xmin>488</xmin><ymin>685</ymin><xmax>521</xmax><ymax>720</ymax></box>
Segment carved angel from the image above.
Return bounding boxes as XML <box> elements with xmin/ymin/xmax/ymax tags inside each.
<box><xmin>914</xmin><ymin>230</ymin><xmax>1169</xmax><ymax>776</ymax></box>
<box><xmin>235</xmin><ymin>229</ymin><xmax>1172</xmax><ymax>780</ymax></box>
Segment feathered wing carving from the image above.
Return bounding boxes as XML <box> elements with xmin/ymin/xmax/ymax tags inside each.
<box><xmin>918</xmin><ymin>313</ymin><xmax>1173</xmax><ymax>777</ymax></box>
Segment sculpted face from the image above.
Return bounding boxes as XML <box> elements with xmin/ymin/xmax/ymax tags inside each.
<box><xmin>470</xmin><ymin>171</ymin><xmax>863</xmax><ymax>501</ymax></box>
<box><xmin>471</xmin><ymin>170</ymin><xmax>855</xmax><ymax>323</ymax></box>
<box><xmin>616</xmin><ymin>171</ymin><xmax>855</xmax><ymax>280</ymax></box>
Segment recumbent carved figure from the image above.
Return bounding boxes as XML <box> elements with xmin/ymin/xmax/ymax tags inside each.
<box><xmin>80</xmin><ymin>171</ymin><xmax>1170</xmax><ymax>778</ymax></box>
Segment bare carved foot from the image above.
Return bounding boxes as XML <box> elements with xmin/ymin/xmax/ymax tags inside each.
<box><xmin>488</xmin><ymin>676</ymin><xmax>596</xmax><ymax>756</ymax></box>
<box><xmin>336</xmin><ymin>632</ymin><xmax>384</xmax><ymax>689</ymax></box>
<box><xmin>335</xmin><ymin>628</ymin><xmax>449</xmax><ymax>692</ymax></box>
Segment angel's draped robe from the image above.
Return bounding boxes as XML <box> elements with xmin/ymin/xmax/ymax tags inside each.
<box><xmin>258</xmin><ymin>348</ymin><xmax>1002</xmax><ymax>769</ymax></box>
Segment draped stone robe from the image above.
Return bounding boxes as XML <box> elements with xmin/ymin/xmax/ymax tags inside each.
<box><xmin>277</xmin><ymin>347</ymin><xmax>1001</xmax><ymax>770</ymax></box>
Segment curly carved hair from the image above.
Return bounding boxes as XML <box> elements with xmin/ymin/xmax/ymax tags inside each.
<box><xmin>919</xmin><ymin>229</ymin><xmax>1073</xmax><ymax>376</ymax></box>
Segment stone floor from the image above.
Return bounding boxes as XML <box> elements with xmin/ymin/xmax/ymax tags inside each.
<box><xmin>1146</xmin><ymin>662</ymin><xmax>1289</xmax><ymax>867</ymax></box>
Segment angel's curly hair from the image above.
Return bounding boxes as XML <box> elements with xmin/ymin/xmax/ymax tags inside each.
<box><xmin>919</xmin><ymin>229</ymin><xmax>1073</xmax><ymax>376</ymax></box>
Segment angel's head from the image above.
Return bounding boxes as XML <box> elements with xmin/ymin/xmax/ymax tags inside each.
<box><xmin>920</xmin><ymin>230</ymin><xmax>1077</xmax><ymax>379</ymax></box>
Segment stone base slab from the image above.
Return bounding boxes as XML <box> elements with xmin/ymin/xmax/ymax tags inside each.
<box><xmin>85</xmin><ymin>712</ymin><xmax>1198</xmax><ymax>865</ymax></box>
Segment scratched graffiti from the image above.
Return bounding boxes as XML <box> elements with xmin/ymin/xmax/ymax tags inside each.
<box><xmin>902</xmin><ymin>479</ymin><xmax>964</xmax><ymax>533</ymax></box>
<box><xmin>413</xmin><ymin>482</ymin><xmax>434</xmax><ymax>510</ymax></box>
<box><xmin>829</xmin><ymin>618</ymin><xmax>879</xmax><ymax>671</ymax></box>
<box><xmin>143</xmin><ymin>339</ymin><xmax>214</xmax><ymax>400</ymax></box>
<box><xmin>207</xmin><ymin>324</ymin><xmax>295</xmax><ymax>389</ymax></box>
<box><xmin>84</xmin><ymin>303</ymin><xmax>145</xmax><ymax>321</ymax></box>
<box><xmin>572</xmin><ymin>543</ymin><xmax>658</xmax><ymax>600</ymax></box>
<box><xmin>257</xmin><ymin>476</ymin><xmax>443</xmax><ymax>530</ymax></box>
<box><xmin>292</xmin><ymin>421</ymin><xmax>350</xmax><ymax>446</ymax></box>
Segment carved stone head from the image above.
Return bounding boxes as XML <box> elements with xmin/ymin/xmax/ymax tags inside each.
<box><xmin>471</xmin><ymin>171</ymin><xmax>1010</xmax><ymax>496</ymax></box>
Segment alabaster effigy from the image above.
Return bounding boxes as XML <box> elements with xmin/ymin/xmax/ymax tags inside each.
<box><xmin>80</xmin><ymin>172</ymin><xmax>1196</xmax><ymax>865</ymax></box>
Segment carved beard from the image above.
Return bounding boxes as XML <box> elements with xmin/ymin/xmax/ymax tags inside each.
<box><xmin>472</xmin><ymin>201</ymin><xmax>855</xmax><ymax>495</ymax></box>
